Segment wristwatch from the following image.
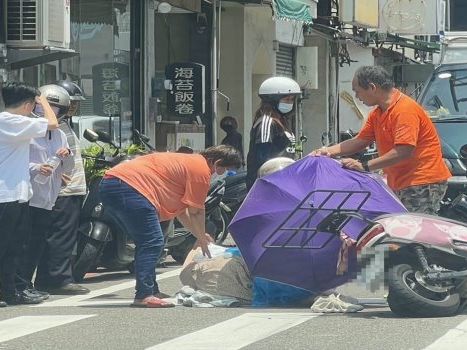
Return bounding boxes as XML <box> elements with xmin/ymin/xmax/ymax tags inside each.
<box><xmin>361</xmin><ymin>161</ymin><xmax>370</xmax><ymax>172</ymax></box>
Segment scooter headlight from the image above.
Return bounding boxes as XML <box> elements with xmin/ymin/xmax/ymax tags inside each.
<box><xmin>92</xmin><ymin>203</ymin><xmax>104</xmax><ymax>218</ymax></box>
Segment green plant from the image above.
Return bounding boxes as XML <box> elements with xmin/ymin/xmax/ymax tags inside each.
<box><xmin>82</xmin><ymin>143</ymin><xmax>147</xmax><ymax>184</ymax></box>
<box><xmin>82</xmin><ymin>144</ymin><xmax>112</xmax><ymax>184</ymax></box>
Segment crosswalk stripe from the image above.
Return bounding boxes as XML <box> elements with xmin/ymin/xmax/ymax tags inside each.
<box><xmin>0</xmin><ymin>315</ymin><xmax>95</xmax><ymax>343</ymax></box>
<box><xmin>423</xmin><ymin>318</ymin><xmax>467</xmax><ymax>350</ymax></box>
<box><xmin>35</xmin><ymin>268</ymin><xmax>182</xmax><ymax>307</ymax></box>
<box><xmin>145</xmin><ymin>312</ymin><xmax>318</xmax><ymax>350</ymax></box>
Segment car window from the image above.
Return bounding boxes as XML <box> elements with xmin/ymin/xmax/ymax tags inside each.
<box><xmin>420</xmin><ymin>68</ymin><xmax>467</xmax><ymax>116</ymax></box>
<box><xmin>443</xmin><ymin>47</ymin><xmax>467</xmax><ymax>64</ymax></box>
<box><xmin>435</xmin><ymin>121</ymin><xmax>467</xmax><ymax>154</ymax></box>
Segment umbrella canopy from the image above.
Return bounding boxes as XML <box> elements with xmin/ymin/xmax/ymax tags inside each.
<box><xmin>229</xmin><ymin>156</ymin><xmax>407</xmax><ymax>293</ymax></box>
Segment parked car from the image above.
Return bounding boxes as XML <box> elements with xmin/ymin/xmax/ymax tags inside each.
<box><xmin>417</xmin><ymin>62</ymin><xmax>467</xmax><ymax>213</ymax></box>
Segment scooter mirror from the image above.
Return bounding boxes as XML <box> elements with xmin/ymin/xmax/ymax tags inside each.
<box><xmin>83</xmin><ymin>129</ymin><xmax>99</xmax><ymax>142</ymax></box>
<box><xmin>460</xmin><ymin>144</ymin><xmax>467</xmax><ymax>159</ymax></box>
<box><xmin>139</xmin><ymin>133</ymin><xmax>151</xmax><ymax>143</ymax></box>
<box><xmin>177</xmin><ymin>146</ymin><xmax>194</xmax><ymax>154</ymax></box>
<box><xmin>96</xmin><ymin>130</ymin><xmax>113</xmax><ymax>144</ymax></box>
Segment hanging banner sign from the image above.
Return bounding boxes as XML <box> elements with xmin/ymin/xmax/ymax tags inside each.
<box><xmin>165</xmin><ymin>62</ymin><xmax>205</xmax><ymax>119</ymax></box>
<box><xmin>92</xmin><ymin>62</ymin><xmax>129</xmax><ymax>116</ymax></box>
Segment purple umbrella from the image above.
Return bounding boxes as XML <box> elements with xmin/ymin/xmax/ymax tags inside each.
<box><xmin>229</xmin><ymin>156</ymin><xmax>407</xmax><ymax>293</ymax></box>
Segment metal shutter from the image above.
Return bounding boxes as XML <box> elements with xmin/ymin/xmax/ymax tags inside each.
<box><xmin>276</xmin><ymin>44</ymin><xmax>295</xmax><ymax>77</ymax></box>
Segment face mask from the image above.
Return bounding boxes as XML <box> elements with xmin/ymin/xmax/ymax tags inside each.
<box><xmin>278</xmin><ymin>102</ymin><xmax>294</xmax><ymax>114</ymax></box>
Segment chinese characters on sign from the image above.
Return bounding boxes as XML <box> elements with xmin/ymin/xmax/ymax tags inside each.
<box><xmin>166</xmin><ymin>62</ymin><xmax>205</xmax><ymax>120</ymax></box>
<box><xmin>92</xmin><ymin>62</ymin><xmax>129</xmax><ymax>116</ymax></box>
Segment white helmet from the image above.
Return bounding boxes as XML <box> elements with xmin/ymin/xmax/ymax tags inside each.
<box><xmin>39</xmin><ymin>84</ymin><xmax>70</xmax><ymax>117</ymax></box>
<box><xmin>258</xmin><ymin>77</ymin><xmax>301</xmax><ymax>97</ymax></box>
<box><xmin>258</xmin><ymin>157</ymin><xmax>295</xmax><ymax>178</ymax></box>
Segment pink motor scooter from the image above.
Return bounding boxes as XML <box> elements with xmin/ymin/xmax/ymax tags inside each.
<box><xmin>351</xmin><ymin>205</ymin><xmax>467</xmax><ymax>317</ymax></box>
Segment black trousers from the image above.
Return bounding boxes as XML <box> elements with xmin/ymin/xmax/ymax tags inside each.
<box><xmin>36</xmin><ymin>196</ymin><xmax>82</xmax><ymax>288</ymax></box>
<box><xmin>0</xmin><ymin>202</ymin><xmax>29</xmax><ymax>298</ymax></box>
<box><xmin>16</xmin><ymin>207</ymin><xmax>52</xmax><ymax>291</ymax></box>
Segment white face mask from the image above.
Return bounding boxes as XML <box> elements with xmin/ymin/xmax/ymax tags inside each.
<box><xmin>278</xmin><ymin>102</ymin><xmax>294</xmax><ymax>114</ymax></box>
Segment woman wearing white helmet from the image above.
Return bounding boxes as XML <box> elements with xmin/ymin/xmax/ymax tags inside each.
<box><xmin>246</xmin><ymin>76</ymin><xmax>301</xmax><ymax>190</ymax></box>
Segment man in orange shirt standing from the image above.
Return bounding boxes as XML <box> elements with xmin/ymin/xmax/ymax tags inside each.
<box><xmin>312</xmin><ymin>65</ymin><xmax>451</xmax><ymax>213</ymax></box>
<box><xmin>98</xmin><ymin>145</ymin><xmax>242</xmax><ymax>308</ymax></box>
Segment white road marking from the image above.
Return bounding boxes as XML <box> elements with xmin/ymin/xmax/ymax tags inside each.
<box><xmin>35</xmin><ymin>268</ymin><xmax>182</xmax><ymax>307</ymax></box>
<box><xmin>145</xmin><ymin>312</ymin><xmax>318</xmax><ymax>350</ymax></box>
<box><xmin>423</xmin><ymin>318</ymin><xmax>467</xmax><ymax>350</ymax></box>
<box><xmin>0</xmin><ymin>315</ymin><xmax>95</xmax><ymax>343</ymax></box>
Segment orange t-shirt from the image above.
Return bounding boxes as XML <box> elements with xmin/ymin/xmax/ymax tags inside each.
<box><xmin>106</xmin><ymin>153</ymin><xmax>211</xmax><ymax>221</ymax></box>
<box><xmin>357</xmin><ymin>89</ymin><xmax>451</xmax><ymax>191</ymax></box>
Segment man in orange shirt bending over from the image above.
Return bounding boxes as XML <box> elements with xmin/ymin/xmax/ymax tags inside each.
<box><xmin>99</xmin><ymin>145</ymin><xmax>242</xmax><ymax>308</ymax></box>
<box><xmin>312</xmin><ymin>65</ymin><xmax>451</xmax><ymax>213</ymax></box>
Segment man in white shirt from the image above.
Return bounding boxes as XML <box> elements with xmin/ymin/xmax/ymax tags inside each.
<box><xmin>0</xmin><ymin>81</ymin><xmax>58</xmax><ymax>306</ymax></box>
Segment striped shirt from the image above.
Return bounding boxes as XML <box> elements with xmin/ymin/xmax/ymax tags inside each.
<box><xmin>58</xmin><ymin>119</ymin><xmax>87</xmax><ymax>196</ymax></box>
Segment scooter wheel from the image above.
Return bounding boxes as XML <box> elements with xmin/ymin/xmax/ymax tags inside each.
<box><xmin>387</xmin><ymin>263</ymin><xmax>460</xmax><ymax>318</ymax></box>
<box><xmin>72</xmin><ymin>237</ymin><xmax>106</xmax><ymax>282</ymax></box>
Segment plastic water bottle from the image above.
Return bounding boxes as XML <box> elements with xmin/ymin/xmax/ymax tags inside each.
<box><xmin>34</xmin><ymin>156</ymin><xmax>61</xmax><ymax>184</ymax></box>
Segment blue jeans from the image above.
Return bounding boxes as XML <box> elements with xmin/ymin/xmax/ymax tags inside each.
<box><xmin>99</xmin><ymin>178</ymin><xmax>164</xmax><ymax>299</ymax></box>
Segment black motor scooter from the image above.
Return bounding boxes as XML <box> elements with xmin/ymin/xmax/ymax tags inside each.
<box><xmin>72</xmin><ymin>128</ymin><xmax>140</xmax><ymax>281</ymax></box>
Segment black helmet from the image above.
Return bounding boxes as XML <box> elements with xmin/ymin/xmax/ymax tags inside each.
<box><xmin>220</xmin><ymin>116</ymin><xmax>238</xmax><ymax>132</ymax></box>
<box><xmin>56</xmin><ymin>80</ymin><xmax>85</xmax><ymax>101</ymax></box>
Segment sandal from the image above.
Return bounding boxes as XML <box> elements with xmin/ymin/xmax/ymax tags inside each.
<box><xmin>154</xmin><ymin>292</ymin><xmax>171</xmax><ymax>299</ymax></box>
<box><xmin>131</xmin><ymin>296</ymin><xmax>175</xmax><ymax>308</ymax></box>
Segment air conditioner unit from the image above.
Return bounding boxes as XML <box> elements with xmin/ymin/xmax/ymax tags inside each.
<box><xmin>5</xmin><ymin>0</ymin><xmax>71</xmax><ymax>49</ymax></box>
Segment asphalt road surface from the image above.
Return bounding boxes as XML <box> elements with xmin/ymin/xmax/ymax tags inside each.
<box><xmin>1</xmin><ymin>263</ymin><xmax>466</xmax><ymax>350</ymax></box>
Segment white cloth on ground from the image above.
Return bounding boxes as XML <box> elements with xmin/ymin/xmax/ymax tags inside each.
<box><xmin>164</xmin><ymin>286</ymin><xmax>241</xmax><ymax>308</ymax></box>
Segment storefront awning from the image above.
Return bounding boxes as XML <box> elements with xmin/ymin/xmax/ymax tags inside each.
<box><xmin>272</xmin><ymin>0</ymin><xmax>313</xmax><ymax>24</ymax></box>
<box><xmin>6</xmin><ymin>48</ymin><xmax>79</xmax><ymax>70</ymax></box>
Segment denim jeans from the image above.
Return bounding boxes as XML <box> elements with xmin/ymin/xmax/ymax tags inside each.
<box><xmin>99</xmin><ymin>177</ymin><xmax>164</xmax><ymax>299</ymax></box>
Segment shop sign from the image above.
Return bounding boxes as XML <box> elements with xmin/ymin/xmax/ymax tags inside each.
<box><xmin>92</xmin><ymin>62</ymin><xmax>129</xmax><ymax>116</ymax></box>
<box><xmin>165</xmin><ymin>62</ymin><xmax>205</xmax><ymax>119</ymax></box>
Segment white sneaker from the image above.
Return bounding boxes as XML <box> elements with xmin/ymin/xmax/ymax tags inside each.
<box><xmin>310</xmin><ymin>293</ymin><xmax>364</xmax><ymax>313</ymax></box>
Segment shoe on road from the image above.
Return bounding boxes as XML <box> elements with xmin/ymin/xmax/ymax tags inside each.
<box><xmin>2</xmin><ymin>290</ymin><xmax>45</xmax><ymax>305</ymax></box>
<box><xmin>47</xmin><ymin>283</ymin><xmax>90</xmax><ymax>295</ymax></box>
<box><xmin>27</xmin><ymin>287</ymin><xmax>50</xmax><ymax>300</ymax></box>
<box><xmin>0</xmin><ymin>300</ymin><xmax>7</xmax><ymax>307</ymax></box>
<box><xmin>131</xmin><ymin>296</ymin><xmax>175</xmax><ymax>308</ymax></box>
<box><xmin>310</xmin><ymin>293</ymin><xmax>364</xmax><ymax>313</ymax></box>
